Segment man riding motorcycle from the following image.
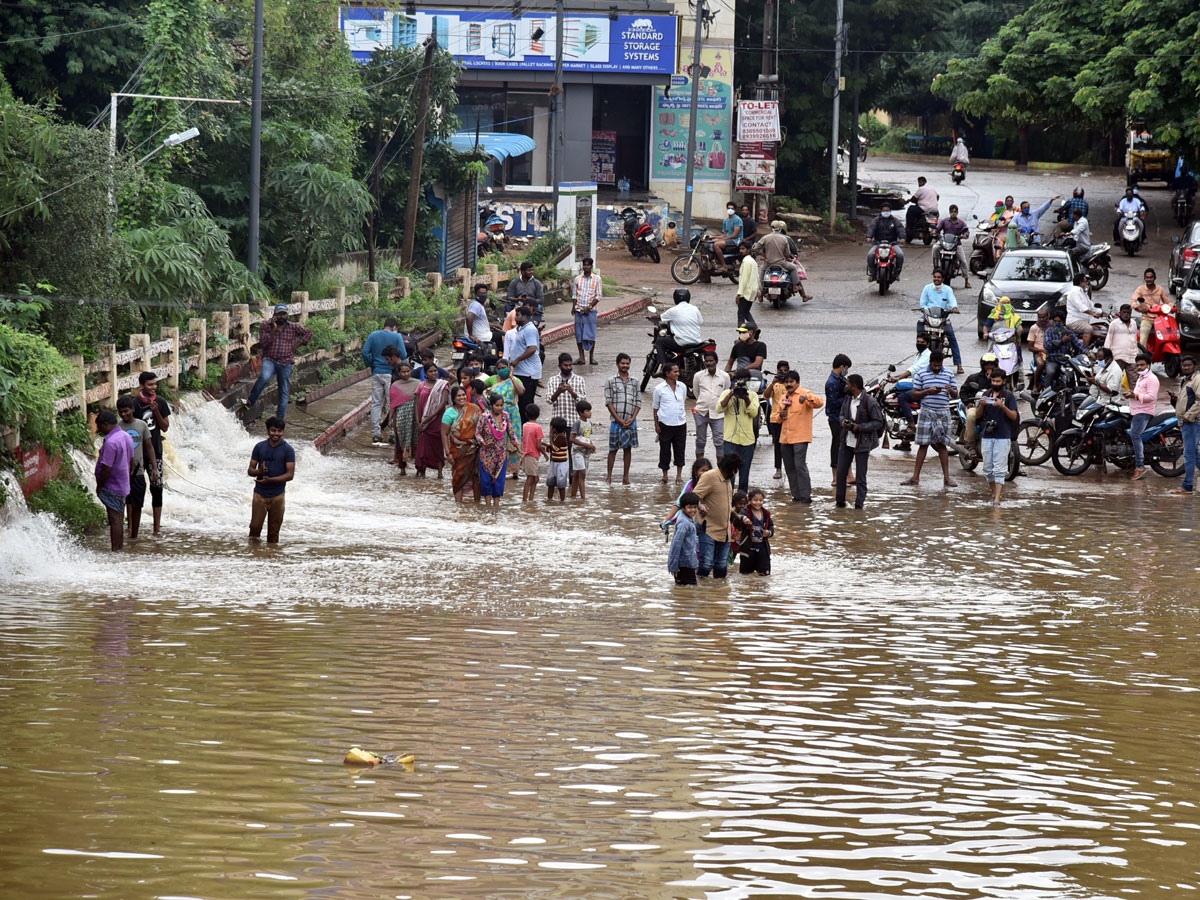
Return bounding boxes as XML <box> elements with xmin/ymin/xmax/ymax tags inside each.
<box><xmin>752</xmin><ymin>220</ymin><xmax>811</xmax><ymax>301</ymax></box>
<box><xmin>905</xmin><ymin>176</ymin><xmax>939</xmax><ymax>241</ymax></box>
<box><xmin>1042</xmin><ymin>308</ymin><xmax>1089</xmax><ymax>390</ymax></box>
<box><xmin>949</xmin><ymin>137</ymin><xmax>969</xmax><ymax>168</ymax></box>
<box><xmin>1011</xmin><ymin>195</ymin><xmax>1060</xmax><ymax>246</ymax></box>
<box><xmin>866</xmin><ymin>203</ymin><xmax>905</xmax><ymax>282</ymax></box>
<box><xmin>1113</xmin><ymin>186</ymin><xmax>1147</xmax><ymax>242</ymax></box>
<box><xmin>654</xmin><ymin>287</ymin><xmax>704</xmax><ymax>374</ymax></box>
<box><xmin>1063</xmin><ymin>207</ymin><xmax>1092</xmax><ymax>264</ymax></box>
<box><xmin>935</xmin><ymin>204</ymin><xmax>972</xmax><ymax>289</ymax></box>
<box><xmin>961</xmin><ymin>354</ymin><xmax>999</xmax><ymax>445</ymax></box>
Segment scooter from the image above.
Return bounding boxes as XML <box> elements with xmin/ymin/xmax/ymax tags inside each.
<box><xmin>671</xmin><ymin>233</ymin><xmax>740</xmax><ymax>286</ymax></box>
<box><xmin>1052</xmin><ymin>401</ymin><xmax>1185</xmax><ymax>477</ymax></box>
<box><xmin>951</xmin><ymin>162</ymin><xmax>966</xmax><ymax>184</ymax></box>
<box><xmin>987</xmin><ymin>325</ymin><xmax>1023</xmax><ymax>390</ymax></box>
<box><xmin>639</xmin><ymin>306</ymin><xmax>717</xmax><ymax>395</ymax></box>
<box><xmin>933</xmin><ymin>232</ymin><xmax>962</xmax><ymax>281</ymax></box>
<box><xmin>872</xmin><ymin>242</ymin><xmax>899</xmax><ymax>295</ymax></box>
<box><xmin>969</xmin><ymin>229</ymin><xmax>999</xmax><ymax>275</ymax></box>
<box><xmin>1173</xmin><ymin>189</ymin><xmax>1195</xmax><ymax>228</ymax></box>
<box><xmin>952</xmin><ymin>397</ymin><xmax>1020</xmax><ymax>480</ymax></box>
<box><xmin>614</xmin><ymin>206</ymin><xmax>660</xmax><ymax>263</ymax></box>
<box><xmin>1145</xmin><ymin>302</ymin><xmax>1182</xmax><ymax>377</ymax></box>
<box><xmin>1118</xmin><ymin>211</ymin><xmax>1146</xmax><ymax>256</ymax></box>
<box><xmin>761</xmin><ymin>264</ymin><xmax>795</xmax><ymax>308</ymax></box>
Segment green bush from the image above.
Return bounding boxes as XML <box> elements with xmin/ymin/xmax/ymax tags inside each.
<box><xmin>0</xmin><ymin>322</ymin><xmax>75</xmax><ymax>452</ymax></box>
<box><xmin>877</xmin><ymin>125</ymin><xmax>911</xmax><ymax>154</ymax></box>
<box><xmin>28</xmin><ymin>477</ymin><xmax>107</xmax><ymax>537</ymax></box>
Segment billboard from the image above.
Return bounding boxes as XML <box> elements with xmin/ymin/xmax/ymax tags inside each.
<box><xmin>736</xmin><ymin>100</ymin><xmax>780</xmax><ymax>143</ymax></box>
<box><xmin>651</xmin><ymin>45</ymin><xmax>733</xmax><ymax>182</ymax></box>
<box><xmin>340</xmin><ymin>8</ymin><xmax>678</xmax><ymax>74</ymax></box>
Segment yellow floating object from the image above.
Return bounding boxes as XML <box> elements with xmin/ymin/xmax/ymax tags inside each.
<box><xmin>344</xmin><ymin>747</ymin><xmax>381</xmax><ymax>765</ymax></box>
<box><xmin>396</xmin><ymin>754</ymin><xmax>415</xmax><ymax>765</ymax></box>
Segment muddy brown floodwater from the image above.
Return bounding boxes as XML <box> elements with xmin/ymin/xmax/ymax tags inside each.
<box><xmin>2</xmin><ymin>386</ymin><xmax>1200</xmax><ymax>899</ymax></box>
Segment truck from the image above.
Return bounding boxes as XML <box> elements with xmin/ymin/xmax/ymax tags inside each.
<box><xmin>1126</xmin><ymin>126</ymin><xmax>1175</xmax><ymax>187</ymax></box>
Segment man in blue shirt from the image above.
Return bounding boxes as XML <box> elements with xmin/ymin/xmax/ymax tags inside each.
<box><xmin>713</xmin><ymin>202</ymin><xmax>743</xmax><ymax>275</ymax></box>
<box><xmin>247</xmin><ymin>416</ymin><xmax>296</xmax><ymax>544</ymax></box>
<box><xmin>1113</xmin><ymin>186</ymin><xmax>1147</xmax><ymax>241</ymax></box>
<box><xmin>918</xmin><ymin>269</ymin><xmax>965</xmax><ymax>373</ymax></box>
<box><xmin>902</xmin><ymin>352</ymin><xmax>959</xmax><ymax>488</ymax></box>
<box><xmin>510</xmin><ymin>305</ymin><xmax>543</xmax><ymax>418</ymax></box>
<box><xmin>362</xmin><ymin>317</ymin><xmax>406</xmax><ymax>446</ymax></box>
<box><xmin>1042</xmin><ymin>308</ymin><xmax>1088</xmax><ymax>390</ymax></box>
<box><xmin>1012</xmin><ymin>195</ymin><xmax>1060</xmax><ymax>245</ymax></box>
<box><xmin>887</xmin><ymin>333</ymin><xmax>932</xmax><ymax>427</ymax></box>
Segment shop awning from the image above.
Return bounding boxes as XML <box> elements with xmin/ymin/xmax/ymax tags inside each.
<box><xmin>449</xmin><ymin>131</ymin><xmax>536</xmax><ymax>162</ymax></box>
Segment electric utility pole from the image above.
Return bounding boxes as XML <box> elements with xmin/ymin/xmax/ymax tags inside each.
<box><xmin>681</xmin><ymin>0</ymin><xmax>706</xmax><ymax>244</ymax></box>
<box><xmin>761</xmin><ymin>0</ymin><xmax>775</xmax><ymax>78</ymax></box>
<box><xmin>247</xmin><ymin>0</ymin><xmax>264</xmax><ymax>273</ymax></box>
<box><xmin>550</xmin><ymin>0</ymin><xmax>564</xmax><ymax>227</ymax></box>
<box><xmin>828</xmin><ymin>0</ymin><xmax>844</xmax><ymax>235</ymax></box>
<box><xmin>848</xmin><ymin>51</ymin><xmax>861</xmax><ymax>223</ymax></box>
<box><xmin>401</xmin><ymin>37</ymin><xmax>439</xmax><ymax>269</ymax></box>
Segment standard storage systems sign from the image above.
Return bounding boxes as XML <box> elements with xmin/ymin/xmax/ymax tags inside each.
<box><xmin>736</xmin><ymin>100</ymin><xmax>781</xmax><ymax>143</ymax></box>
<box><xmin>341</xmin><ymin>8</ymin><xmax>679</xmax><ymax>74</ymax></box>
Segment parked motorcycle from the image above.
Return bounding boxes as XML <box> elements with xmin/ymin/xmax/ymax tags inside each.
<box><xmin>1145</xmin><ymin>302</ymin><xmax>1182</xmax><ymax>377</ymax></box>
<box><xmin>639</xmin><ymin>306</ymin><xmax>717</xmax><ymax>395</ymax></box>
<box><xmin>872</xmin><ymin>241</ymin><xmax>899</xmax><ymax>295</ymax></box>
<box><xmin>761</xmin><ymin>264</ymin><xmax>795</xmax><ymax>309</ymax></box>
<box><xmin>1118</xmin><ymin>210</ymin><xmax>1146</xmax><ymax>256</ymax></box>
<box><xmin>671</xmin><ymin>233</ymin><xmax>740</xmax><ymax>286</ymax></box>
<box><xmin>987</xmin><ymin>325</ymin><xmax>1023</xmax><ymax>390</ymax></box>
<box><xmin>952</xmin><ymin>398</ymin><xmax>1020</xmax><ymax>480</ymax></box>
<box><xmin>867</xmin><ymin>365</ymin><xmax>918</xmax><ymax>452</ymax></box>
<box><xmin>933</xmin><ymin>232</ymin><xmax>962</xmax><ymax>281</ymax></box>
<box><xmin>477</xmin><ymin>201</ymin><xmax>507</xmax><ymax>255</ymax></box>
<box><xmin>614</xmin><ymin>206</ymin><xmax>660</xmax><ymax>263</ymax></box>
<box><xmin>1052</xmin><ymin>401</ymin><xmax>1185</xmax><ymax>477</ymax></box>
<box><xmin>1173</xmin><ymin>189</ymin><xmax>1195</xmax><ymax>228</ymax></box>
<box><xmin>951</xmin><ymin>163</ymin><xmax>966</xmax><ymax>184</ymax></box>
<box><xmin>1014</xmin><ymin>386</ymin><xmax>1087</xmax><ymax>466</ymax></box>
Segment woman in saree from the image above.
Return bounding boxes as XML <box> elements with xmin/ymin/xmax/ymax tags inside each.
<box><xmin>389</xmin><ymin>360</ymin><xmax>418</xmax><ymax>474</ymax></box>
<box><xmin>482</xmin><ymin>357</ymin><xmax>524</xmax><ymax>473</ymax></box>
<box><xmin>476</xmin><ymin>390</ymin><xmax>518</xmax><ymax>508</ymax></box>
<box><xmin>446</xmin><ymin>378</ymin><xmax>488</xmax><ymax>503</ymax></box>
<box><xmin>415</xmin><ymin>363</ymin><xmax>451</xmax><ymax>478</ymax></box>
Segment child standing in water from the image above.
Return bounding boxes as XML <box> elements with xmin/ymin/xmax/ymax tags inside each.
<box><xmin>729</xmin><ymin>489</ymin><xmax>748</xmax><ymax>568</ymax></box>
<box><xmin>546</xmin><ymin>416</ymin><xmax>570</xmax><ymax>502</ymax></box>
<box><xmin>569</xmin><ymin>400</ymin><xmax>596</xmax><ymax>500</ymax></box>
<box><xmin>736</xmin><ymin>488</ymin><xmax>774</xmax><ymax>576</ymax></box>
<box><xmin>668</xmin><ymin>491</ymin><xmax>701</xmax><ymax>585</ymax></box>
<box><xmin>521</xmin><ymin>403</ymin><xmax>545</xmax><ymax>502</ymax></box>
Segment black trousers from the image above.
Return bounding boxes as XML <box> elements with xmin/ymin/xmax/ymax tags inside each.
<box><xmin>658</xmin><ymin>422</ymin><xmax>687</xmax><ymax>470</ymax></box>
<box><xmin>768</xmin><ymin>421</ymin><xmax>783</xmax><ymax>468</ymax></box>
<box><xmin>654</xmin><ymin>334</ymin><xmax>684</xmax><ymax>370</ymax></box>
<box><xmin>739</xmin><ymin>541</ymin><xmax>771</xmax><ymax>575</ymax></box>
<box><xmin>736</xmin><ymin>296</ymin><xmax>757</xmax><ymax>328</ymax></box>
<box><xmin>829</xmin><ymin>419</ymin><xmax>844</xmax><ymax>468</ymax></box>
<box><xmin>674</xmin><ymin>566</ymin><xmax>697</xmax><ymax>585</ymax></box>
<box><xmin>517</xmin><ymin>375</ymin><xmax>538</xmax><ymax>418</ymax></box>
<box><xmin>836</xmin><ymin>444</ymin><xmax>870</xmax><ymax>508</ymax></box>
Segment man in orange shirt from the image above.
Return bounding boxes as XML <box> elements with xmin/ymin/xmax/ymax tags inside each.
<box><xmin>1131</xmin><ymin>267</ymin><xmax>1170</xmax><ymax>346</ymax></box>
<box><xmin>777</xmin><ymin>370</ymin><xmax>824</xmax><ymax>503</ymax></box>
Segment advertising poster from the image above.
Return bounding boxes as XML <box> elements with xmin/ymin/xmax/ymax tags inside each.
<box><xmin>651</xmin><ymin>45</ymin><xmax>733</xmax><ymax>182</ymax></box>
<box><xmin>340</xmin><ymin>8</ymin><xmax>678</xmax><ymax>74</ymax></box>
<box><xmin>591</xmin><ymin>130</ymin><xmax>617</xmax><ymax>184</ymax></box>
<box><xmin>736</xmin><ymin>100</ymin><xmax>781</xmax><ymax>143</ymax></box>
<box><xmin>735</xmin><ymin>141</ymin><xmax>776</xmax><ymax>192</ymax></box>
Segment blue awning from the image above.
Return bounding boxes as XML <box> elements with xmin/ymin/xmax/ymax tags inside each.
<box><xmin>449</xmin><ymin>131</ymin><xmax>536</xmax><ymax>162</ymax></box>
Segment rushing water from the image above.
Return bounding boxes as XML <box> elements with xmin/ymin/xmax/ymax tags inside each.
<box><xmin>2</xmin><ymin>400</ymin><xmax>1199</xmax><ymax>899</ymax></box>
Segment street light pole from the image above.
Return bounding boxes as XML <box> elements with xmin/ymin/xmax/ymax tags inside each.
<box><xmin>681</xmin><ymin>0</ymin><xmax>706</xmax><ymax>244</ymax></box>
<box><xmin>828</xmin><ymin>0</ymin><xmax>844</xmax><ymax>235</ymax></box>
<box><xmin>550</xmin><ymin>0</ymin><xmax>564</xmax><ymax>228</ymax></box>
<box><xmin>247</xmin><ymin>0</ymin><xmax>265</xmax><ymax>274</ymax></box>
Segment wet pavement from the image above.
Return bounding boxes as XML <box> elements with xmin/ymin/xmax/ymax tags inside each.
<box><xmin>2</xmin><ymin>161</ymin><xmax>1199</xmax><ymax>900</ymax></box>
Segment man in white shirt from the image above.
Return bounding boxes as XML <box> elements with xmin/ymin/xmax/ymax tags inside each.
<box><xmin>466</xmin><ymin>284</ymin><xmax>494</xmax><ymax>352</ymax></box>
<box><xmin>1087</xmin><ymin>347</ymin><xmax>1124</xmax><ymax>404</ymax></box>
<box><xmin>1104</xmin><ymin>303</ymin><xmax>1139</xmax><ymax>371</ymax></box>
<box><xmin>1064</xmin><ymin>272</ymin><xmax>1094</xmax><ymax>346</ymax></box>
<box><xmin>905</xmin><ymin>176</ymin><xmax>939</xmax><ymax>239</ymax></box>
<box><xmin>1068</xmin><ymin>210</ymin><xmax>1091</xmax><ymax>263</ymax></box>
<box><xmin>692</xmin><ymin>350</ymin><xmax>731</xmax><ymax>459</ymax></box>
<box><xmin>1113</xmin><ymin>186</ymin><xmax>1147</xmax><ymax>241</ymax></box>
<box><xmin>655</xmin><ymin>287</ymin><xmax>704</xmax><ymax>374</ymax></box>
<box><xmin>652</xmin><ymin>363</ymin><xmax>689</xmax><ymax>484</ymax></box>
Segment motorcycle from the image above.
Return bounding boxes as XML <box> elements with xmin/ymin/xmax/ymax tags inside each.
<box><xmin>639</xmin><ymin>306</ymin><xmax>717</xmax><ymax>395</ymax></box>
<box><xmin>451</xmin><ymin>300</ymin><xmax>506</xmax><ymax>374</ymax></box>
<box><xmin>671</xmin><ymin>233</ymin><xmax>740</xmax><ymax>286</ymax></box>
<box><xmin>1118</xmin><ymin>211</ymin><xmax>1146</xmax><ymax>256</ymax></box>
<box><xmin>952</xmin><ymin>398</ymin><xmax>1020</xmax><ymax>480</ymax></box>
<box><xmin>1173</xmin><ymin>189</ymin><xmax>1195</xmax><ymax>228</ymax></box>
<box><xmin>867</xmin><ymin>365</ymin><xmax>919</xmax><ymax>452</ymax></box>
<box><xmin>1014</xmin><ymin>386</ymin><xmax>1088</xmax><ymax>466</ymax></box>
<box><xmin>1145</xmin><ymin>302</ymin><xmax>1182</xmax><ymax>377</ymax></box>
<box><xmin>477</xmin><ymin>201</ymin><xmax>508</xmax><ymax>255</ymax></box>
<box><xmin>987</xmin><ymin>325</ymin><xmax>1023</xmax><ymax>390</ymax></box>
<box><xmin>906</xmin><ymin>206</ymin><xmax>939</xmax><ymax>246</ymax></box>
<box><xmin>1050</xmin><ymin>235</ymin><xmax>1111</xmax><ymax>290</ymax></box>
<box><xmin>872</xmin><ymin>241</ymin><xmax>899</xmax><ymax>295</ymax></box>
<box><xmin>918</xmin><ymin>306</ymin><xmax>953</xmax><ymax>359</ymax></box>
<box><xmin>951</xmin><ymin>162</ymin><xmax>966</xmax><ymax>184</ymax></box>
<box><xmin>969</xmin><ymin>229</ymin><xmax>999</xmax><ymax>275</ymax></box>
<box><xmin>933</xmin><ymin>232</ymin><xmax>962</xmax><ymax>281</ymax></box>
<box><xmin>761</xmin><ymin>264</ymin><xmax>796</xmax><ymax>309</ymax></box>
<box><xmin>1052</xmin><ymin>401</ymin><xmax>1185</xmax><ymax>477</ymax></box>
<box><xmin>614</xmin><ymin>206</ymin><xmax>660</xmax><ymax>264</ymax></box>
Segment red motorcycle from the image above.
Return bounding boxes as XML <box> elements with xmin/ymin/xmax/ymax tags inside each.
<box><xmin>1146</xmin><ymin>303</ymin><xmax>1182</xmax><ymax>377</ymax></box>
<box><xmin>615</xmin><ymin>206</ymin><xmax>660</xmax><ymax>263</ymax></box>
<box><xmin>872</xmin><ymin>242</ymin><xmax>898</xmax><ymax>295</ymax></box>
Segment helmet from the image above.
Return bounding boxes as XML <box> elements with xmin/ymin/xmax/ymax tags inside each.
<box><xmin>771</xmin><ymin>219</ymin><xmax>786</xmax><ymax>233</ymax></box>
<box><xmin>981</xmin><ymin>353</ymin><xmax>998</xmax><ymax>364</ymax></box>
<box><xmin>1073</xmin><ymin>186</ymin><xmax>1085</xmax><ymax>198</ymax></box>
<box><xmin>672</xmin><ymin>288</ymin><xmax>691</xmax><ymax>305</ymax></box>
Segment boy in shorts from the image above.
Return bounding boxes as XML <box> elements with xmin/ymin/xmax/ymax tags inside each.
<box><xmin>546</xmin><ymin>416</ymin><xmax>570</xmax><ymax>501</ymax></box>
<box><xmin>521</xmin><ymin>403</ymin><xmax>545</xmax><ymax>502</ymax></box>
<box><xmin>569</xmin><ymin>400</ymin><xmax>595</xmax><ymax>500</ymax></box>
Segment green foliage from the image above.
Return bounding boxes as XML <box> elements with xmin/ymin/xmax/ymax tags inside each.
<box><xmin>475</xmin><ymin>251</ymin><xmax>508</xmax><ymax>274</ymax></box>
<box><xmin>314</xmin><ymin>360</ymin><xmax>359</xmax><ymax>386</ymax></box>
<box><xmin>304</xmin><ymin>316</ymin><xmax>344</xmax><ymax>352</ymax></box>
<box><xmin>0</xmin><ymin>322</ymin><xmax>73</xmax><ymax>448</ymax></box>
<box><xmin>28</xmin><ymin>477</ymin><xmax>107</xmax><ymax>537</ymax></box>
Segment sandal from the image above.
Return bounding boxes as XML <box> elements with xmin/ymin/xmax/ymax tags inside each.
<box><xmin>944</xmin><ymin>479</ymin><xmax>958</xmax><ymax>488</ymax></box>
<box><xmin>901</xmin><ymin>478</ymin><xmax>919</xmax><ymax>486</ymax></box>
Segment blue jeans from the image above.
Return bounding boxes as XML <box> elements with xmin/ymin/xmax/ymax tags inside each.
<box><xmin>982</xmin><ymin>437</ymin><xmax>1009</xmax><ymax>483</ymax></box>
<box><xmin>698</xmin><ymin>532</ymin><xmax>729</xmax><ymax>579</ymax></box>
<box><xmin>1182</xmin><ymin>422</ymin><xmax>1200</xmax><ymax>490</ymax></box>
<box><xmin>1130</xmin><ymin>412</ymin><xmax>1151</xmax><ymax>468</ymax></box>
<box><xmin>248</xmin><ymin>358</ymin><xmax>294</xmax><ymax>420</ymax></box>
<box><xmin>917</xmin><ymin>317</ymin><xmax>962</xmax><ymax>366</ymax></box>
<box><xmin>729</xmin><ymin>440</ymin><xmax>756</xmax><ymax>492</ymax></box>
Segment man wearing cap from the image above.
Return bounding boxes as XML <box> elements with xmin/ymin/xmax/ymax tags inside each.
<box><xmin>244</xmin><ymin>303</ymin><xmax>313</xmax><ymax>422</ymax></box>
<box><xmin>751</xmin><ymin>220</ymin><xmax>810</xmax><ymax>301</ymax></box>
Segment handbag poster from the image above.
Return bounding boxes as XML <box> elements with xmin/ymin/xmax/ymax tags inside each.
<box><xmin>651</xmin><ymin>44</ymin><xmax>733</xmax><ymax>182</ymax></box>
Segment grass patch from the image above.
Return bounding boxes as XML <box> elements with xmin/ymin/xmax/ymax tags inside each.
<box><xmin>29</xmin><ymin>476</ymin><xmax>107</xmax><ymax>537</ymax></box>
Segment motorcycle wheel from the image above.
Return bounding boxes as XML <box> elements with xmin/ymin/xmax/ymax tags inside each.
<box><xmin>649</xmin><ymin>245</ymin><xmax>661</xmax><ymax>264</ymax></box>
<box><xmin>1123</xmin><ymin>240</ymin><xmax>1138</xmax><ymax>257</ymax></box>
<box><xmin>969</xmin><ymin>256</ymin><xmax>984</xmax><ymax>275</ymax></box>
<box><xmin>878</xmin><ymin>275</ymin><xmax>889</xmax><ymax>296</ymax></box>
<box><xmin>1164</xmin><ymin>353</ymin><xmax>1181</xmax><ymax>378</ymax></box>
<box><xmin>1051</xmin><ymin>430</ymin><xmax>1093</xmax><ymax>476</ymax></box>
<box><xmin>671</xmin><ymin>255</ymin><xmax>702</xmax><ymax>285</ymax></box>
<box><xmin>923</xmin><ymin>232</ymin><xmax>933</xmax><ymax>247</ymax></box>
<box><xmin>1015</xmin><ymin>419</ymin><xmax>1053</xmax><ymax>466</ymax></box>
<box><xmin>1005</xmin><ymin>441</ymin><xmax>1020</xmax><ymax>482</ymax></box>
<box><xmin>958</xmin><ymin>445</ymin><xmax>979</xmax><ymax>472</ymax></box>
<box><xmin>639</xmin><ymin>351</ymin><xmax>655</xmax><ymax>393</ymax></box>
<box><xmin>1089</xmin><ymin>266</ymin><xmax>1109</xmax><ymax>290</ymax></box>
<box><xmin>1149</xmin><ymin>428</ymin><xmax>1185</xmax><ymax>477</ymax></box>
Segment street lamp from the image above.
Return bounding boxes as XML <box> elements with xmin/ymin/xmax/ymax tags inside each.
<box><xmin>138</xmin><ymin>126</ymin><xmax>200</xmax><ymax>165</ymax></box>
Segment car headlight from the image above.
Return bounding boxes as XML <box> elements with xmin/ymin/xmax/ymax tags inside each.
<box><xmin>1181</xmin><ymin>297</ymin><xmax>1199</xmax><ymax>316</ymax></box>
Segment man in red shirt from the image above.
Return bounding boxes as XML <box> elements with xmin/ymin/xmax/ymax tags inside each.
<box><xmin>242</xmin><ymin>303</ymin><xmax>312</xmax><ymax>421</ymax></box>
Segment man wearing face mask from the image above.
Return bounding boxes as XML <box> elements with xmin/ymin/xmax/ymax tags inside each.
<box><xmin>1011</xmin><ymin>195</ymin><xmax>1059</xmax><ymax>246</ymax></box>
<box><xmin>713</xmin><ymin>202</ymin><xmax>743</xmax><ymax>275</ymax></box>
<box><xmin>887</xmin><ymin>334</ymin><xmax>931</xmax><ymax>428</ymax></box>
<box><xmin>866</xmin><ymin>203</ymin><xmax>905</xmax><ymax>282</ymax></box>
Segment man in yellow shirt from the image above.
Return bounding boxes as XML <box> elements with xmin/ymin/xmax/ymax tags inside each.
<box><xmin>735</xmin><ymin>242</ymin><xmax>760</xmax><ymax>329</ymax></box>
<box><xmin>716</xmin><ymin>368</ymin><xmax>761</xmax><ymax>492</ymax></box>
<box><xmin>777</xmin><ymin>370</ymin><xmax>824</xmax><ymax>503</ymax></box>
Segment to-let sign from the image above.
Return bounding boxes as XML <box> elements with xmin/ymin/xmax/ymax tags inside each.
<box><xmin>737</xmin><ymin>100</ymin><xmax>781</xmax><ymax>143</ymax></box>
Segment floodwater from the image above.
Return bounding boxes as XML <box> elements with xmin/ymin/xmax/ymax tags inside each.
<box><xmin>2</xmin><ymin>400</ymin><xmax>1200</xmax><ymax>899</ymax></box>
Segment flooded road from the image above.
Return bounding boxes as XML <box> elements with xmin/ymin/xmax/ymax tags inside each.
<box><xmin>3</xmin><ymin>399</ymin><xmax>1200</xmax><ymax>899</ymax></box>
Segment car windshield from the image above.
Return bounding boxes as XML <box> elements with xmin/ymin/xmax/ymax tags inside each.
<box><xmin>992</xmin><ymin>255</ymin><xmax>1071</xmax><ymax>283</ymax></box>
<box><xmin>1187</xmin><ymin>264</ymin><xmax>1200</xmax><ymax>290</ymax></box>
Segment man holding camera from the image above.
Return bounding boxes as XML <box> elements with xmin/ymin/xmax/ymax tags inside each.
<box><xmin>716</xmin><ymin>368</ymin><xmax>760</xmax><ymax>492</ymax></box>
<box><xmin>977</xmin><ymin>369</ymin><xmax>1019</xmax><ymax>505</ymax></box>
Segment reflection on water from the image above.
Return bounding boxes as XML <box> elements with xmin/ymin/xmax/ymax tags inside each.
<box><xmin>2</xmin><ymin>403</ymin><xmax>1199</xmax><ymax>899</ymax></box>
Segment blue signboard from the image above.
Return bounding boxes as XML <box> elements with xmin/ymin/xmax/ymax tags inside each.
<box><xmin>340</xmin><ymin>8</ymin><xmax>678</xmax><ymax>75</ymax></box>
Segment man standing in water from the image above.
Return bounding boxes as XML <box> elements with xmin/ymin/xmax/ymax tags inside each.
<box><xmin>94</xmin><ymin>410</ymin><xmax>133</xmax><ymax>552</ymax></box>
<box><xmin>604</xmin><ymin>353</ymin><xmax>640</xmax><ymax>484</ymax></box>
<box><xmin>132</xmin><ymin>371</ymin><xmax>171</xmax><ymax>535</ymax></box>
<box><xmin>117</xmin><ymin>395</ymin><xmax>157</xmax><ymax>539</ymax></box>
<box><xmin>510</xmin><ymin>305</ymin><xmax>542</xmax><ymax>420</ymax></box>
<box><xmin>247</xmin><ymin>416</ymin><xmax>295</xmax><ymax>544</ymax></box>
<box><xmin>572</xmin><ymin>257</ymin><xmax>602</xmax><ymax>366</ymax></box>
